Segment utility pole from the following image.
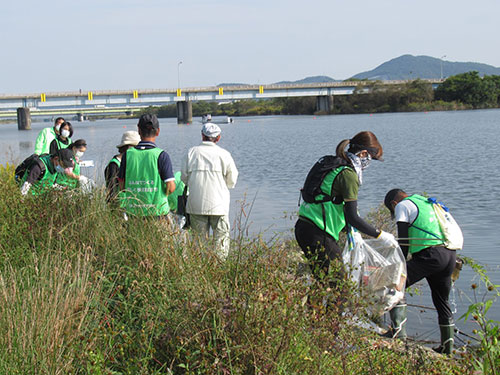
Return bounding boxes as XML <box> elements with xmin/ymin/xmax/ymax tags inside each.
<box><xmin>440</xmin><ymin>55</ymin><xmax>446</xmax><ymax>80</ymax></box>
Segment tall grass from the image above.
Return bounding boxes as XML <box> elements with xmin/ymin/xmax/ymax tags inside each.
<box><xmin>0</xmin><ymin>163</ymin><xmax>471</xmax><ymax>374</ymax></box>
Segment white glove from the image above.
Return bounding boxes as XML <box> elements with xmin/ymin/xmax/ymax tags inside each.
<box><xmin>20</xmin><ymin>181</ymin><xmax>31</xmax><ymax>196</ymax></box>
<box><xmin>377</xmin><ymin>231</ymin><xmax>399</xmax><ymax>248</ymax></box>
<box><xmin>79</xmin><ymin>175</ymin><xmax>89</xmax><ymax>184</ymax></box>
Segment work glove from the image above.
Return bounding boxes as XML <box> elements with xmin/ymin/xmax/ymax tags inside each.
<box><xmin>377</xmin><ymin>231</ymin><xmax>399</xmax><ymax>248</ymax></box>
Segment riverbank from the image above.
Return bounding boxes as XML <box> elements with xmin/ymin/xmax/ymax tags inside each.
<box><xmin>1</xmin><ymin>163</ymin><xmax>488</xmax><ymax>374</ymax></box>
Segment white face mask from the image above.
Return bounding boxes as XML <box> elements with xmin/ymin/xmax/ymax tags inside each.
<box><xmin>55</xmin><ymin>124</ymin><xmax>61</xmax><ymax>132</ymax></box>
<box><xmin>75</xmin><ymin>151</ymin><xmax>84</xmax><ymax>159</ymax></box>
<box><xmin>359</xmin><ymin>154</ymin><xmax>372</xmax><ymax>170</ymax></box>
<box><xmin>61</xmin><ymin>129</ymin><xmax>70</xmax><ymax>138</ymax></box>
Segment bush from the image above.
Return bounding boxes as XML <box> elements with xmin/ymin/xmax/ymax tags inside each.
<box><xmin>0</xmin><ymin>167</ymin><xmax>472</xmax><ymax>374</ymax></box>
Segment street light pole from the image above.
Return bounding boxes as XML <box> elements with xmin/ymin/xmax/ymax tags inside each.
<box><xmin>177</xmin><ymin>61</ymin><xmax>183</xmax><ymax>89</ymax></box>
<box><xmin>440</xmin><ymin>55</ymin><xmax>446</xmax><ymax>80</ymax></box>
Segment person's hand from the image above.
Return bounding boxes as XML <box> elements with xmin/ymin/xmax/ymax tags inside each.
<box><xmin>377</xmin><ymin>231</ymin><xmax>399</xmax><ymax>248</ymax></box>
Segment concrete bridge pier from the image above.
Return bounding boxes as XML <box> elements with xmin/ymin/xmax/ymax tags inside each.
<box><xmin>177</xmin><ymin>101</ymin><xmax>192</xmax><ymax>124</ymax></box>
<box><xmin>17</xmin><ymin>107</ymin><xmax>31</xmax><ymax>130</ymax></box>
<box><xmin>316</xmin><ymin>95</ymin><xmax>334</xmax><ymax>114</ymax></box>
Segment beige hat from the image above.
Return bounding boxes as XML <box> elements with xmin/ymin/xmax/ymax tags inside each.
<box><xmin>116</xmin><ymin>131</ymin><xmax>141</xmax><ymax>148</ymax></box>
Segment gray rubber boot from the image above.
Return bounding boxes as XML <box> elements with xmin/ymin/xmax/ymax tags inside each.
<box><xmin>389</xmin><ymin>304</ymin><xmax>407</xmax><ymax>339</ymax></box>
<box><xmin>433</xmin><ymin>324</ymin><xmax>455</xmax><ymax>355</ymax></box>
<box><xmin>382</xmin><ymin>304</ymin><xmax>407</xmax><ymax>339</ymax></box>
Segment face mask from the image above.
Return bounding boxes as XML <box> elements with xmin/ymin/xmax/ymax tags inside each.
<box><xmin>75</xmin><ymin>151</ymin><xmax>84</xmax><ymax>159</ymax></box>
<box><xmin>55</xmin><ymin>124</ymin><xmax>61</xmax><ymax>132</ymax></box>
<box><xmin>359</xmin><ymin>154</ymin><xmax>372</xmax><ymax>170</ymax></box>
<box><xmin>61</xmin><ymin>129</ymin><xmax>70</xmax><ymax>138</ymax></box>
<box><xmin>55</xmin><ymin>165</ymin><xmax>65</xmax><ymax>173</ymax></box>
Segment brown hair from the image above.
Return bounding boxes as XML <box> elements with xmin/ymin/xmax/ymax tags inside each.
<box><xmin>335</xmin><ymin>131</ymin><xmax>383</xmax><ymax>162</ymax></box>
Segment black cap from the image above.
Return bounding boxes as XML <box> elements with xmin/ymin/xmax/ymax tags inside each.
<box><xmin>138</xmin><ymin>114</ymin><xmax>159</xmax><ymax>130</ymax></box>
<box><xmin>56</xmin><ymin>148</ymin><xmax>75</xmax><ymax>168</ymax></box>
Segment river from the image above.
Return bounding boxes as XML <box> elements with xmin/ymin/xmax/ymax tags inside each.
<box><xmin>1</xmin><ymin>109</ymin><xmax>499</xmax><ymax>343</ymax></box>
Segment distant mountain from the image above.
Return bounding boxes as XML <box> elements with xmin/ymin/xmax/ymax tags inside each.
<box><xmin>275</xmin><ymin>75</ymin><xmax>339</xmax><ymax>84</ymax></box>
<box><xmin>351</xmin><ymin>54</ymin><xmax>500</xmax><ymax>80</ymax></box>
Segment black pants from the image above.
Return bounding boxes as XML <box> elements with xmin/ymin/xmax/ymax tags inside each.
<box><xmin>294</xmin><ymin>218</ymin><xmax>344</xmax><ymax>284</ymax></box>
<box><xmin>406</xmin><ymin>246</ymin><xmax>456</xmax><ymax>325</ymax></box>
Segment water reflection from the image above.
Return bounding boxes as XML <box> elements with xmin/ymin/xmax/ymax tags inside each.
<box><xmin>19</xmin><ymin>141</ymin><xmax>33</xmax><ymax>150</ymax></box>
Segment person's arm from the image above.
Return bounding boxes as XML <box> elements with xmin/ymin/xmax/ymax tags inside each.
<box><xmin>344</xmin><ymin>200</ymin><xmax>380</xmax><ymax>237</ymax></box>
<box><xmin>20</xmin><ymin>164</ymin><xmax>43</xmax><ymax>195</ymax></box>
<box><xmin>224</xmin><ymin>154</ymin><xmax>238</xmax><ymax>189</ymax></box>
<box><xmin>396</xmin><ymin>222</ymin><xmax>410</xmax><ymax>258</ymax></box>
<box><xmin>117</xmin><ymin>153</ymin><xmax>127</xmax><ymax>191</ymax></box>
<box><xmin>158</xmin><ymin>151</ymin><xmax>176</xmax><ymax>195</ymax></box>
<box><xmin>34</xmin><ymin>129</ymin><xmax>47</xmax><ymax>155</ymax></box>
<box><xmin>49</xmin><ymin>139</ymin><xmax>57</xmax><ymax>156</ymax></box>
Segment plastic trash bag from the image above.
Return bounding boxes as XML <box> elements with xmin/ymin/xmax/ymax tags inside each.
<box><xmin>429</xmin><ymin>198</ymin><xmax>463</xmax><ymax>250</ymax></box>
<box><xmin>342</xmin><ymin>229</ymin><xmax>407</xmax><ymax>315</ymax></box>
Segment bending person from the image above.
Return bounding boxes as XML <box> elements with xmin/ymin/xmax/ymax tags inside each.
<box><xmin>384</xmin><ymin>189</ymin><xmax>457</xmax><ymax>354</ymax></box>
<box><xmin>295</xmin><ymin>131</ymin><xmax>396</xmax><ymax>287</ymax></box>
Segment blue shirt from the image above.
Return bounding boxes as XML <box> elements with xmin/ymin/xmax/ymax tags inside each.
<box><xmin>118</xmin><ymin>141</ymin><xmax>174</xmax><ymax>182</ymax></box>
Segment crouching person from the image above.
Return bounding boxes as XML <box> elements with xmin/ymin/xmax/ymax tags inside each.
<box><xmin>18</xmin><ymin>149</ymin><xmax>75</xmax><ymax>196</ymax></box>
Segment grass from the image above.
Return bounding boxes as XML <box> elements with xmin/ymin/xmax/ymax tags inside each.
<box><xmin>0</xmin><ymin>163</ymin><xmax>476</xmax><ymax>374</ymax></box>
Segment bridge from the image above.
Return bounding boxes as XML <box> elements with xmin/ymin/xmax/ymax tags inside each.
<box><xmin>0</xmin><ymin>79</ymin><xmax>442</xmax><ymax>128</ymax></box>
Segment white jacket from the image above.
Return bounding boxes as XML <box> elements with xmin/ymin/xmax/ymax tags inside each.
<box><xmin>181</xmin><ymin>141</ymin><xmax>238</xmax><ymax>215</ymax></box>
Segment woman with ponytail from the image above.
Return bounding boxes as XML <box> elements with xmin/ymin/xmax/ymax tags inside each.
<box><xmin>295</xmin><ymin>131</ymin><xmax>397</xmax><ymax>287</ymax></box>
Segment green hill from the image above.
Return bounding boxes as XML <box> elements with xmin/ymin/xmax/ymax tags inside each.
<box><xmin>351</xmin><ymin>54</ymin><xmax>500</xmax><ymax>80</ymax></box>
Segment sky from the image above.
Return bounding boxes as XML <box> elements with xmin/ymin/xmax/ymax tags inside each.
<box><xmin>1</xmin><ymin>0</ymin><xmax>499</xmax><ymax>94</ymax></box>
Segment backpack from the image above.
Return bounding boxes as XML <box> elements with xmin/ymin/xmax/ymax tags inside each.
<box><xmin>14</xmin><ymin>154</ymin><xmax>46</xmax><ymax>184</ymax></box>
<box><xmin>428</xmin><ymin>198</ymin><xmax>464</xmax><ymax>250</ymax></box>
<box><xmin>300</xmin><ymin>155</ymin><xmax>351</xmax><ymax>204</ymax></box>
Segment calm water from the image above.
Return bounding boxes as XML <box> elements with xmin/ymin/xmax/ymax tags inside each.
<box><xmin>1</xmin><ymin>110</ymin><xmax>499</xmax><ymax>342</ymax></box>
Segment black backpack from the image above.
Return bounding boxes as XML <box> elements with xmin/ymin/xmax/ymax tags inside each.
<box><xmin>15</xmin><ymin>154</ymin><xmax>46</xmax><ymax>184</ymax></box>
<box><xmin>300</xmin><ymin>155</ymin><xmax>351</xmax><ymax>204</ymax></box>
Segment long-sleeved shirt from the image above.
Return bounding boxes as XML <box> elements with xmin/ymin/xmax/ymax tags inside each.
<box><xmin>34</xmin><ymin>127</ymin><xmax>56</xmax><ymax>155</ymax></box>
<box><xmin>181</xmin><ymin>141</ymin><xmax>238</xmax><ymax>216</ymax></box>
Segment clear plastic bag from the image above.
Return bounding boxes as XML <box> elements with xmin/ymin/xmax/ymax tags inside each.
<box><xmin>342</xmin><ymin>229</ymin><xmax>407</xmax><ymax>315</ymax></box>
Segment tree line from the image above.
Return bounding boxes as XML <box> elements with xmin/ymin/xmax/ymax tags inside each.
<box><xmin>139</xmin><ymin>72</ymin><xmax>500</xmax><ymax>118</ymax></box>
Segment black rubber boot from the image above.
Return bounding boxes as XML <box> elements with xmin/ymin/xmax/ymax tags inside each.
<box><xmin>382</xmin><ymin>304</ymin><xmax>407</xmax><ymax>339</ymax></box>
<box><xmin>433</xmin><ymin>324</ymin><xmax>454</xmax><ymax>355</ymax></box>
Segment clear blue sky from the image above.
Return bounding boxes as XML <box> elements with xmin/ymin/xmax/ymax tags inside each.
<box><xmin>1</xmin><ymin>0</ymin><xmax>499</xmax><ymax>94</ymax></box>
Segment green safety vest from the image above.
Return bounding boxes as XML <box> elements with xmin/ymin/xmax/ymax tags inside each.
<box><xmin>405</xmin><ymin>194</ymin><xmax>445</xmax><ymax>253</ymax></box>
<box><xmin>54</xmin><ymin>157</ymin><xmax>79</xmax><ymax>188</ymax></box>
<box><xmin>53</xmin><ymin>137</ymin><xmax>72</xmax><ymax>152</ymax></box>
<box><xmin>167</xmin><ymin>171</ymin><xmax>185</xmax><ymax>212</ymax></box>
<box><xmin>22</xmin><ymin>154</ymin><xmax>57</xmax><ymax>195</ymax></box>
<box><xmin>108</xmin><ymin>156</ymin><xmax>120</xmax><ymax>169</ymax></box>
<box><xmin>121</xmin><ymin>147</ymin><xmax>170</xmax><ymax>216</ymax></box>
<box><xmin>298</xmin><ymin>166</ymin><xmax>349</xmax><ymax>240</ymax></box>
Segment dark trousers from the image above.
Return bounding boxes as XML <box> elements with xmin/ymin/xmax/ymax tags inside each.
<box><xmin>406</xmin><ymin>246</ymin><xmax>456</xmax><ymax>325</ymax></box>
<box><xmin>294</xmin><ymin>219</ymin><xmax>344</xmax><ymax>284</ymax></box>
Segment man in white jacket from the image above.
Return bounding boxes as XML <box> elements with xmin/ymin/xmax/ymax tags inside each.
<box><xmin>181</xmin><ymin>123</ymin><xmax>238</xmax><ymax>259</ymax></box>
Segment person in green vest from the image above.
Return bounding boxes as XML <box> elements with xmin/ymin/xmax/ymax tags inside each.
<box><xmin>295</xmin><ymin>131</ymin><xmax>396</xmax><ymax>287</ymax></box>
<box><xmin>55</xmin><ymin>139</ymin><xmax>89</xmax><ymax>189</ymax></box>
<box><xmin>19</xmin><ymin>148</ymin><xmax>75</xmax><ymax>196</ymax></box>
<box><xmin>49</xmin><ymin>121</ymin><xmax>73</xmax><ymax>155</ymax></box>
<box><xmin>104</xmin><ymin>130</ymin><xmax>140</xmax><ymax>201</ymax></box>
<box><xmin>118</xmin><ymin>114</ymin><xmax>176</xmax><ymax>218</ymax></box>
<box><xmin>384</xmin><ymin>189</ymin><xmax>457</xmax><ymax>354</ymax></box>
<box><xmin>34</xmin><ymin>117</ymin><xmax>65</xmax><ymax>155</ymax></box>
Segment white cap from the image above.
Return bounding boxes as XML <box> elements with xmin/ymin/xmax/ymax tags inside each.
<box><xmin>116</xmin><ymin>131</ymin><xmax>141</xmax><ymax>148</ymax></box>
<box><xmin>202</xmin><ymin>123</ymin><xmax>221</xmax><ymax>138</ymax></box>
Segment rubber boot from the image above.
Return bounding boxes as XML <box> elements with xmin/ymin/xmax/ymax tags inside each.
<box><xmin>382</xmin><ymin>304</ymin><xmax>407</xmax><ymax>339</ymax></box>
<box><xmin>433</xmin><ymin>324</ymin><xmax>454</xmax><ymax>355</ymax></box>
